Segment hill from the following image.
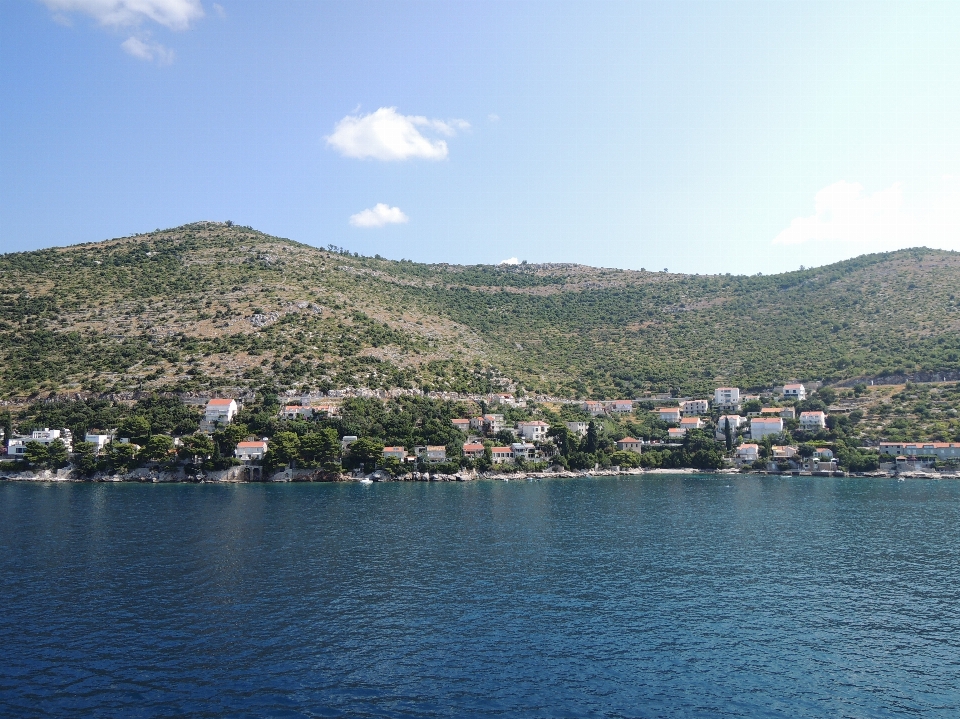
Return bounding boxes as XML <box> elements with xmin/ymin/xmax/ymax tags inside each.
<box><xmin>3</xmin><ymin>221</ymin><xmax>960</xmax><ymax>401</ymax></box>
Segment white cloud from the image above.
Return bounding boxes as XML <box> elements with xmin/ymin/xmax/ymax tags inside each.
<box><xmin>212</xmin><ymin>2</ymin><xmax>225</xmax><ymax>18</ymax></box>
<box><xmin>121</xmin><ymin>35</ymin><xmax>174</xmax><ymax>63</ymax></box>
<box><xmin>326</xmin><ymin>107</ymin><xmax>469</xmax><ymax>161</ymax></box>
<box><xmin>349</xmin><ymin>203</ymin><xmax>409</xmax><ymax>228</ymax></box>
<box><xmin>499</xmin><ymin>257</ymin><xmax>519</xmax><ymax>265</ymax></box>
<box><xmin>773</xmin><ymin>178</ymin><xmax>960</xmax><ymax>252</ymax></box>
<box><xmin>40</xmin><ymin>0</ymin><xmax>204</xmax><ymax>30</ymax></box>
<box><xmin>488</xmin><ymin>113</ymin><xmax>500</xmax><ymax>123</ymax></box>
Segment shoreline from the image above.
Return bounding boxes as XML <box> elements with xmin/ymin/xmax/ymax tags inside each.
<box><xmin>1</xmin><ymin>467</ymin><xmax>956</xmax><ymax>483</ymax></box>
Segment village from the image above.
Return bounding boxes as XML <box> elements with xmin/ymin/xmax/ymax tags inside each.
<box><xmin>4</xmin><ymin>381</ymin><xmax>958</xmax><ymax>481</ymax></box>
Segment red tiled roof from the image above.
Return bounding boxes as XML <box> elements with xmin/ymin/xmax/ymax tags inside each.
<box><xmin>208</xmin><ymin>398</ymin><xmax>234</xmax><ymax>406</ymax></box>
<box><xmin>237</xmin><ymin>441</ymin><xmax>266</xmax><ymax>448</ymax></box>
<box><xmin>463</xmin><ymin>443</ymin><xmax>484</xmax><ymax>451</ymax></box>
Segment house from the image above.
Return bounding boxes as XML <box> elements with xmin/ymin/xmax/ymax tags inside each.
<box><xmin>451</xmin><ymin>419</ymin><xmax>471</xmax><ymax>432</ymax></box>
<box><xmin>607</xmin><ymin>400</ymin><xmax>634</xmax><ymax>413</ymax></box>
<box><xmin>565</xmin><ymin>421</ymin><xmax>589</xmax><ymax>437</ymax></box>
<box><xmin>736</xmin><ymin>443</ymin><xmax>759</xmax><ymax>462</ymax></box>
<box><xmin>750</xmin><ymin>417</ymin><xmax>784</xmax><ymax>439</ymax></box>
<box><xmin>341</xmin><ymin>435</ymin><xmax>359</xmax><ymax>451</ymax></box>
<box><xmin>493</xmin><ymin>393</ymin><xmax>516</xmax><ymax>406</ymax></box>
<box><xmin>879</xmin><ymin>442</ymin><xmax>960</xmax><ymax>460</ymax></box>
<box><xmin>772</xmin><ymin>445</ymin><xmax>798</xmax><ymax>459</ymax></box>
<box><xmin>280</xmin><ymin>405</ymin><xmax>314</xmax><ymax>420</ymax></box>
<box><xmin>616</xmin><ymin>437</ymin><xmax>642</xmax><ymax>454</ymax></box>
<box><xmin>382</xmin><ymin>446</ymin><xmax>407</xmax><ymax>460</ymax></box>
<box><xmin>714</xmin><ymin>415</ymin><xmax>743</xmax><ymax>440</ymax></box>
<box><xmin>491</xmin><ymin>446</ymin><xmax>513</xmax><ymax>464</ymax></box>
<box><xmin>805</xmin><ymin>456</ymin><xmax>839</xmax><ymax>472</ymax></box>
<box><xmin>714</xmin><ymin>387</ymin><xmax>741</xmax><ymax>410</ymax></box>
<box><xmin>799</xmin><ymin>411</ymin><xmax>827</xmax><ymax>431</ymax></box>
<box><xmin>85</xmin><ymin>432</ymin><xmax>115</xmax><ymax>454</ymax></box>
<box><xmin>235</xmin><ymin>440</ymin><xmax>268</xmax><ymax>461</ymax></box>
<box><xmin>583</xmin><ymin>401</ymin><xmax>606</xmax><ymax>416</ymax></box>
<box><xmin>681</xmin><ymin>399</ymin><xmax>710</xmax><ymax>416</ymax></box>
<box><xmin>814</xmin><ymin>447</ymin><xmax>834</xmax><ymax>459</ymax></box>
<box><xmin>657</xmin><ymin>407</ymin><xmax>682</xmax><ymax>424</ymax></box>
<box><xmin>313</xmin><ymin>405</ymin><xmax>340</xmax><ymax>418</ymax></box>
<box><xmin>517</xmin><ymin>421</ymin><xmax>549</xmax><ymax>442</ymax></box>
<box><xmin>680</xmin><ymin>417</ymin><xmax>703</xmax><ymax>431</ymax></box>
<box><xmin>782</xmin><ymin>383</ymin><xmax>807</xmax><ymax>401</ymax></box>
<box><xmin>761</xmin><ymin>407</ymin><xmax>795</xmax><ymax>419</ymax></box>
<box><xmin>668</xmin><ymin>427</ymin><xmax>686</xmax><ymax>440</ymax></box>
<box><xmin>7</xmin><ymin>428</ymin><xmax>73</xmax><ymax>458</ymax></box>
<box><xmin>423</xmin><ymin>446</ymin><xmax>447</xmax><ymax>463</ymax></box>
<box><xmin>470</xmin><ymin>414</ymin><xmax>506</xmax><ymax>433</ymax></box>
<box><xmin>462</xmin><ymin>442</ymin><xmax>485</xmax><ymax>459</ymax></box>
<box><xmin>204</xmin><ymin>398</ymin><xmax>238</xmax><ymax>427</ymax></box>
<box><xmin>511</xmin><ymin>442</ymin><xmax>537</xmax><ymax>460</ymax></box>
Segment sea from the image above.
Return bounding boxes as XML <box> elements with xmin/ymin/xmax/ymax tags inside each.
<box><xmin>2</xmin><ymin>475</ymin><xmax>959</xmax><ymax>718</ymax></box>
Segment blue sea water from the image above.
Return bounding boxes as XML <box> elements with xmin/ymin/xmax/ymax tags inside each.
<box><xmin>2</xmin><ymin>476</ymin><xmax>960</xmax><ymax>718</ymax></box>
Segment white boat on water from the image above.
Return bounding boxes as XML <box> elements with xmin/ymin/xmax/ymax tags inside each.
<box><xmin>359</xmin><ymin>478</ymin><xmax>373</xmax><ymax>484</ymax></box>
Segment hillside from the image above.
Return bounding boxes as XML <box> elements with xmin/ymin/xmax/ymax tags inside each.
<box><xmin>3</xmin><ymin>221</ymin><xmax>960</xmax><ymax>401</ymax></box>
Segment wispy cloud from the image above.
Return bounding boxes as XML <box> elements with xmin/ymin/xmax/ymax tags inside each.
<box><xmin>488</xmin><ymin>113</ymin><xmax>500</xmax><ymax>123</ymax></box>
<box><xmin>349</xmin><ymin>203</ymin><xmax>409</xmax><ymax>228</ymax></box>
<box><xmin>499</xmin><ymin>257</ymin><xmax>519</xmax><ymax>265</ymax></box>
<box><xmin>773</xmin><ymin>178</ymin><xmax>960</xmax><ymax>252</ymax></box>
<box><xmin>121</xmin><ymin>35</ymin><xmax>174</xmax><ymax>63</ymax></box>
<box><xmin>326</xmin><ymin>107</ymin><xmax>469</xmax><ymax>161</ymax></box>
<box><xmin>212</xmin><ymin>3</ymin><xmax>225</xmax><ymax>18</ymax></box>
<box><xmin>40</xmin><ymin>0</ymin><xmax>204</xmax><ymax>30</ymax></box>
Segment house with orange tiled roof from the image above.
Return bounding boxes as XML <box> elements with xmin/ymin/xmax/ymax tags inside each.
<box><xmin>491</xmin><ymin>446</ymin><xmax>513</xmax><ymax>464</ymax></box>
<box><xmin>203</xmin><ymin>398</ymin><xmax>238</xmax><ymax>430</ymax></box>
<box><xmin>280</xmin><ymin>405</ymin><xmax>314</xmax><ymax>420</ymax></box>
<box><xmin>615</xmin><ymin>437</ymin><xmax>642</xmax><ymax>453</ymax></box>
<box><xmin>657</xmin><ymin>407</ymin><xmax>681</xmax><ymax>424</ymax></box>
<box><xmin>680</xmin><ymin>416</ymin><xmax>703</xmax><ymax>431</ymax></box>
<box><xmin>799</xmin><ymin>411</ymin><xmax>827</xmax><ymax>431</ymax></box>
<box><xmin>235</xmin><ymin>440</ymin><xmax>267</xmax><ymax>461</ymax></box>
<box><xmin>462</xmin><ymin>442</ymin><xmax>485</xmax><ymax>459</ymax></box>
<box><xmin>668</xmin><ymin>427</ymin><xmax>686</xmax><ymax>440</ymax></box>
<box><xmin>382</xmin><ymin>446</ymin><xmax>407</xmax><ymax>461</ymax></box>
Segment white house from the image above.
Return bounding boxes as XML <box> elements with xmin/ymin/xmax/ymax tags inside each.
<box><xmin>615</xmin><ymin>437</ymin><xmax>642</xmax><ymax>454</ymax></box>
<box><xmin>423</xmin><ymin>446</ymin><xmax>447</xmax><ymax>462</ymax></box>
<box><xmin>606</xmin><ymin>400</ymin><xmax>634</xmax><ymax>413</ymax></box>
<box><xmin>667</xmin><ymin>427</ymin><xmax>686</xmax><ymax>440</ymax></box>
<box><xmin>680</xmin><ymin>417</ymin><xmax>703</xmax><ymax>431</ymax></box>
<box><xmin>85</xmin><ymin>432</ymin><xmax>115</xmax><ymax>454</ymax></box>
<box><xmin>799</xmin><ymin>411</ymin><xmax>827</xmax><ymax>431</ymax></box>
<box><xmin>714</xmin><ymin>387</ymin><xmax>741</xmax><ymax>409</ymax></box>
<box><xmin>681</xmin><ymin>399</ymin><xmax>710</xmax><ymax>416</ymax></box>
<box><xmin>382</xmin><ymin>446</ymin><xmax>407</xmax><ymax>460</ymax></box>
<box><xmin>204</xmin><ymin>398</ymin><xmax>238</xmax><ymax>426</ymax></box>
<box><xmin>7</xmin><ymin>428</ymin><xmax>73</xmax><ymax>458</ymax></box>
<box><xmin>750</xmin><ymin>417</ymin><xmax>784</xmax><ymax>439</ymax></box>
<box><xmin>491</xmin><ymin>446</ymin><xmax>513</xmax><ymax>464</ymax></box>
<box><xmin>879</xmin><ymin>442</ymin><xmax>960</xmax><ymax>460</ymax></box>
<box><xmin>772</xmin><ymin>445</ymin><xmax>798</xmax><ymax>459</ymax></box>
<box><xmin>470</xmin><ymin>414</ymin><xmax>506</xmax><ymax>433</ymax></box>
<box><xmin>280</xmin><ymin>405</ymin><xmax>314</xmax><ymax>420</ymax></box>
<box><xmin>736</xmin><ymin>443</ymin><xmax>759</xmax><ymax>462</ymax></box>
<box><xmin>657</xmin><ymin>407</ymin><xmax>682</xmax><ymax>424</ymax></box>
<box><xmin>782</xmin><ymin>383</ymin><xmax>807</xmax><ymax>401</ymax></box>
<box><xmin>565</xmin><ymin>421</ymin><xmax>589</xmax><ymax>437</ymax></box>
<box><xmin>235</xmin><ymin>440</ymin><xmax>268</xmax><ymax>461</ymax></box>
<box><xmin>714</xmin><ymin>415</ymin><xmax>743</xmax><ymax>440</ymax></box>
<box><xmin>451</xmin><ymin>419</ymin><xmax>471</xmax><ymax>432</ymax></box>
<box><xmin>517</xmin><ymin>421</ymin><xmax>549</xmax><ymax>442</ymax></box>
<box><xmin>511</xmin><ymin>442</ymin><xmax>537</xmax><ymax>460</ymax></box>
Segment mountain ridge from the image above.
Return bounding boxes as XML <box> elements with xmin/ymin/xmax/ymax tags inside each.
<box><xmin>3</xmin><ymin>221</ymin><xmax>960</xmax><ymax>401</ymax></box>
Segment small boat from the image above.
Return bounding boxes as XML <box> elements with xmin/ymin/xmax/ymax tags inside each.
<box><xmin>358</xmin><ymin>477</ymin><xmax>373</xmax><ymax>484</ymax></box>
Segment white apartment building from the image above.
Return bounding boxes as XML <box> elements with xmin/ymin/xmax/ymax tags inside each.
<box><xmin>85</xmin><ymin>432</ymin><xmax>115</xmax><ymax>454</ymax></box>
<box><xmin>565</xmin><ymin>421</ymin><xmax>589</xmax><ymax>437</ymax></box>
<box><xmin>681</xmin><ymin>399</ymin><xmax>710</xmax><ymax>416</ymax></box>
<box><xmin>204</xmin><ymin>398</ymin><xmax>238</xmax><ymax>426</ymax></box>
<box><xmin>511</xmin><ymin>442</ymin><xmax>537</xmax><ymax>460</ymax></box>
<box><xmin>736</xmin><ymin>443</ymin><xmax>760</xmax><ymax>462</ymax></box>
<box><xmin>879</xmin><ymin>442</ymin><xmax>960</xmax><ymax>460</ymax></box>
<box><xmin>680</xmin><ymin>417</ymin><xmax>703</xmax><ymax>431</ymax></box>
<box><xmin>799</xmin><ymin>411</ymin><xmax>827</xmax><ymax>431</ymax></box>
<box><xmin>714</xmin><ymin>387</ymin><xmax>741</xmax><ymax>409</ymax></box>
<box><xmin>782</xmin><ymin>383</ymin><xmax>807</xmax><ymax>401</ymax></box>
<box><xmin>235</xmin><ymin>440</ymin><xmax>268</xmax><ymax>461</ymax></box>
<box><xmin>714</xmin><ymin>415</ymin><xmax>743</xmax><ymax>440</ymax></box>
<box><xmin>7</xmin><ymin>428</ymin><xmax>73</xmax><ymax>458</ymax></box>
<box><xmin>517</xmin><ymin>421</ymin><xmax>550</xmax><ymax>442</ymax></box>
<box><xmin>750</xmin><ymin>417</ymin><xmax>784</xmax><ymax>440</ymax></box>
<box><xmin>657</xmin><ymin>407</ymin><xmax>682</xmax><ymax>424</ymax></box>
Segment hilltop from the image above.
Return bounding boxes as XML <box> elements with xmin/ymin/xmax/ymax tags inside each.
<box><xmin>3</xmin><ymin>221</ymin><xmax>960</xmax><ymax>401</ymax></box>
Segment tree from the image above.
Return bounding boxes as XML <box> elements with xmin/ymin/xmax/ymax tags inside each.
<box><xmin>379</xmin><ymin>456</ymin><xmax>404</xmax><ymax>476</ymax></box>
<box><xmin>24</xmin><ymin>441</ymin><xmax>49</xmax><ymax>468</ymax></box>
<box><xmin>0</xmin><ymin>411</ymin><xmax>11</xmax><ymax>443</ymax></box>
<box><xmin>106</xmin><ymin>441</ymin><xmax>139</xmax><ymax>473</ymax></box>
<box><xmin>143</xmin><ymin>434</ymin><xmax>175</xmax><ymax>462</ymax></box>
<box><xmin>299</xmin><ymin>428</ymin><xmax>340</xmax><ymax>467</ymax></box>
<box><xmin>178</xmin><ymin>433</ymin><xmax>215</xmax><ymax>462</ymax></box>
<box><xmin>46</xmin><ymin>439</ymin><xmax>69</xmax><ymax>469</ymax></box>
<box><xmin>212</xmin><ymin>424</ymin><xmax>248</xmax><ymax>457</ymax></box>
<box><xmin>585</xmin><ymin>420</ymin><xmax>599</xmax><ymax>453</ymax></box>
<box><xmin>72</xmin><ymin>441</ymin><xmax>99</xmax><ymax>475</ymax></box>
<box><xmin>118</xmin><ymin>415</ymin><xmax>152</xmax><ymax>445</ymax></box>
<box><xmin>723</xmin><ymin>417</ymin><xmax>734</xmax><ymax>452</ymax></box>
<box><xmin>611</xmin><ymin>450</ymin><xmax>642</xmax><ymax>468</ymax></box>
<box><xmin>264</xmin><ymin>431</ymin><xmax>300</xmax><ymax>470</ymax></box>
<box><xmin>548</xmin><ymin>424</ymin><xmax>574</xmax><ymax>457</ymax></box>
<box><xmin>345</xmin><ymin>437</ymin><xmax>384</xmax><ymax>473</ymax></box>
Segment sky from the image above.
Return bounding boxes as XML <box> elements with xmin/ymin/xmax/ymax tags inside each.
<box><xmin>2</xmin><ymin>0</ymin><xmax>960</xmax><ymax>275</ymax></box>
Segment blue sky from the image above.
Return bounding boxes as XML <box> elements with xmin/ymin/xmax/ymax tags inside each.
<box><xmin>2</xmin><ymin>1</ymin><xmax>960</xmax><ymax>274</ymax></box>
